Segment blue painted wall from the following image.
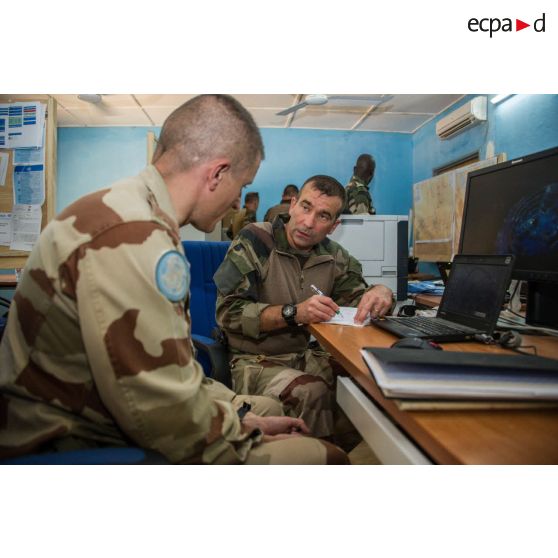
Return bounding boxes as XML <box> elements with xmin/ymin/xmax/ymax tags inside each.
<box><xmin>413</xmin><ymin>94</ymin><xmax>558</xmax><ymax>183</ymax></box>
<box><xmin>57</xmin><ymin>126</ymin><xmax>413</xmax><ymax>220</ymax></box>
<box><xmin>255</xmin><ymin>129</ymin><xmax>412</xmax><ymax>218</ymax></box>
<box><xmin>56</xmin><ymin>94</ymin><xmax>557</xmax><ymax>273</ymax></box>
<box><xmin>57</xmin><ymin>127</ymin><xmax>158</xmax><ymax>212</ymax></box>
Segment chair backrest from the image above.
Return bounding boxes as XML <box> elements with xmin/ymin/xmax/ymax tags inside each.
<box><xmin>182</xmin><ymin>240</ymin><xmax>230</xmax><ymax>339</ymax></box>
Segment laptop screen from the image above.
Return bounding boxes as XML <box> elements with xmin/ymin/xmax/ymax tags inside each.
<box><xmin>438</xmin><ymin>255</ymin><xmax>514</xmax><ymax>332</ymax></box>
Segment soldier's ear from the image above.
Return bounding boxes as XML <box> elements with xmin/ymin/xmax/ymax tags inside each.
<box><xmin>208</xmin><ymin>160</ymin><xmax>231</xmax><ymax>191</ymax></box>
<box><xmin>328</xmin><ymin>218</ymin><xmax>341</xmax><ymax>235</ymax></box>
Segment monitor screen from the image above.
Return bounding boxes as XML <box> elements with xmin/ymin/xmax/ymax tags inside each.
<box><xmin>459</xmin><ymin>146</ymin><xmax>558</xmax><ymax>282</ymax></box>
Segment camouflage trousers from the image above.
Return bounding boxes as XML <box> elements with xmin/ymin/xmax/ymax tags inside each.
<box><xmin>203</xmin><ymin>377</ymin><xmax>347</xmax><ymax>464</ymax></box>
<box><xmin>244</xmin><ymin>436</ymin><xmax>348</xmax><ymax>465</ymax></box>
<box><xmin>230</xmin><ymin>348</ymin><xmax>336</xmax><ymax>438</ymax></box>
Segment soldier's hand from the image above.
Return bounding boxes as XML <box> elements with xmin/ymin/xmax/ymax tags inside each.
<box><xmin>354</xmin><ymin>285</ymin><xmax>393</xmax><ymax>324</ymax></box>
<box><xmin>297</xmin><ymin>295</ymin><xmax>340</xmax><ymax>324</ymax></box>
<box><xmin>243</xmin><ymin>413</ymin><xmax>310</xmax><ymax>437</ymax></box>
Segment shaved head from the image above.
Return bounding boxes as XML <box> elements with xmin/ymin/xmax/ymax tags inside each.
<box><xmin>354</xmin><ymin>153</ymin><xmax>376</xmax><ymax>184</ymax></box>
<box><xmin>153</xmin><ymin>95</ymin><xmax>264</xmax><ymax>174</ymax></box>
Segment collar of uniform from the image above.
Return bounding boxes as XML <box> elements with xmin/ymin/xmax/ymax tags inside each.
<box><xmin>271</xmin><ymin>213</ymin><xmax>333</xmax><ymax>258</ymax></box>
<box><xmin>140</xmin><ymin>165</ymin><xmax>180</xmax><ymax>227</ymax></box>
<box><xmin>350</xmin><ymin>175</ymin><xmax>368</xmax><ymax>189</ymax></box>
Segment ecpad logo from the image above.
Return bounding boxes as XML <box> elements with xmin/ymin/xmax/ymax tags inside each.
<box><xmin>468</xmin><ymin>13</ymin><xmax>546</xmax><ymax>37</ymax></box>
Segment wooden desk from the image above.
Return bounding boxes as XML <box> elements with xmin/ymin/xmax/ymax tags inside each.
<box><xmin>309</xmin><ymin>322</ymin><xmax>558</xmax><ymax>464</ymax></box>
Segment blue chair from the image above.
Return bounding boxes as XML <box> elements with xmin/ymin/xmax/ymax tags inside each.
<box><xmin>182</xmin><ymin>240</ymin><xmax>232</xmax><ymax>387</ymax></box>
<box><xmin>1</xmin><ymin>447</ymin><xmax>168</xmax><ymax>465</ymax></box>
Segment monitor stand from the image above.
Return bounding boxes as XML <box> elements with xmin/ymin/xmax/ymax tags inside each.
<box><xmin>526</xmin><ymin>281</ymin><xmax>558</xmax><ymax>329</ymax></box>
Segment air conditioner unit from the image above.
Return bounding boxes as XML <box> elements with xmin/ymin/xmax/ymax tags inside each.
<box><xmin>436</xmin><ymin>96</ymin><xmax>487</xmax><ymax>139</ymax></box>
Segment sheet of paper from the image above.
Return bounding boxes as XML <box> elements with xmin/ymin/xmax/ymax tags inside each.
<box><xmin>323</xmin><ymin>307</ymin><xmax>371</xmax><ymax>327</ymax></box>
<box><xmin>14</xmin><ymin>145</ymin><xmax>45</xmax><ymax>165</ymax></box>
<box><xmin>0</xmin><ymin>152</ymin><xmax>9</xmax><ymax>186</ymax></box>
<box><xmin>0</xmin><ymin>102</ymin><xmax>45</xmax><ymax>149</ymax></box>
<box><xmin>9</xmin><ymin>204</ymin><xmax>42</xmax><ymax>252</ymax></box>
<box><xmin>0</xmin><ymin>212</ymin><xmax>12</xmax><ymax>246</ymax></box>
<box><xmin>0</xmin><ymin>105</ymin><xmax>7</xmax><ymax>148</ymax></box>
<box><xmin>13</xmin><ymin>163</ymin><xmax>45</xmax><ymax>205</ymax></box>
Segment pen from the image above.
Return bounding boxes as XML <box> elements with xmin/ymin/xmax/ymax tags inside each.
<box><xmin>310</xmin><ymin>284</ymin><xmax>342</xmax><ymax>316</ymax></box>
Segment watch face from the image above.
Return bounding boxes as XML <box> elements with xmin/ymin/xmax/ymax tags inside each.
<box><xmin>283</xmin><ymin>305</ymin><xmax>295</xmax><ymax>318</ymax></box>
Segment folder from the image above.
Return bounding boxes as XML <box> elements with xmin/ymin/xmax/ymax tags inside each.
<box><xmin>361</xmin><ymin>348</ymin><xmax>558</xmax><ymax>401</ymax></box>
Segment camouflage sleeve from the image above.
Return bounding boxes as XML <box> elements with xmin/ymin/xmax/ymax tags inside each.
<box><xmin>330</xmin><ymin>248</ymin><xmax>371</xmax><ymax>307</ymax></box>
<box><xmin>214</xmin><ymin>235</ymin><xmax>271</xmax><ymax>340</ymax></box>
<box><xmin>75</xmin><ymin>222</ymin><xmax>261</xmax><ymax>463</ymax></box>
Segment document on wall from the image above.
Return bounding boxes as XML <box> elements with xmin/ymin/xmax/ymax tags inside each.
<box><xmin>0</xmin><ymin>104</ymin><xmax>7</xmax><ymax>148</ymax></box>
<box><xmin>14</xmin><ymin>145</ymin><xmax>45</xmax><ymax>166</ymax></box>
<box><xmin>323</xmin><ymin>307</ymin><xmax>371</xmax><ymax>327</ymax></box>
<box><xmin>13</xmin><ymin>163</ymin><xmax>45</xmax><ymax>205</ymax></box>
<box><xmin>9</xmin><ymin>204</ymin><xmax>42</xmax><ymax>252</ymax></box>
<box><xmin>0</xmin><ymin>152</ymin><xmax>9</xmax><ymax>186</ymax></box>
<box><xmin>0</xmin><ymin>102</ymin><xmax>45</xmax><ymax>149</ymax></box>
<box><xmin>0</xmin><ymin>212</ymin><xmax>12</xmax><ymax>246</ymax></box>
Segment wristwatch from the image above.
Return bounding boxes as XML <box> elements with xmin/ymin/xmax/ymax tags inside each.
<box><xmin>281</xmin><ymin>303</ymin><xmax>298</xmax><ymax>327</ymax></box>
<box><xmin>237</xmin><ymin>402</ymin><xmax>252</xmax><ymax>421</ymax></box>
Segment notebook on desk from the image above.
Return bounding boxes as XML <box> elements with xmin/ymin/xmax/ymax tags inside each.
<box><xmin>374</xmin><ymin>254</ymin><xmax>514</xmax><ymax>342</ymax></box>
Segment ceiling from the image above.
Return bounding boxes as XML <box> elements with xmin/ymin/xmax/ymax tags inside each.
<box><xmin>1</xmin><ymin>94</ymin><xmax>465</xmax><ymax>133</ymax></box>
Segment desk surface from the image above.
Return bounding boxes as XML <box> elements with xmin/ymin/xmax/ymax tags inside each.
<box><xmin>309</xmin><ymin>322</ymin><xmax>558</xmax><ymax>464</ymax></box>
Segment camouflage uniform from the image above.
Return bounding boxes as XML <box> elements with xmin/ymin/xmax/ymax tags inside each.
<box><xmin>230</xmin><ymin>208</ymin><xmax>257</xmax><ymax>239</ymax></box>
<box><xmin>215</xmin><ymin>215</ymin><xmax>372</xmax><ymax>437</ymax></box>
<box><xmin>263</xmin><ymin>201</ymin><xmax>290</xmax><ymax>223</ymax></box>
<box><xmin>0</xmin><ymin>166</ymin><xmax>347</xmax><ymax>465</ymax></box>
<box><xmin>345</xmin><ymin>175</ymin><xmax>375</xmax><ymax>215</ymax></box>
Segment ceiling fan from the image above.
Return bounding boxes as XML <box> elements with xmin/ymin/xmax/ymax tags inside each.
<box><xmin>276</xmin><ymin>94</ymin><xmax>392</xmax><ymax>116</ymax></box>
<box><xmin>76</xmin><ymin>94</ymin><xmax>118</xmax><ymax>115</ymax></box>
<box><xmin>77</xmin><ymin>94</ymin><xmax>103</xmax><ymax>104</ymax></box>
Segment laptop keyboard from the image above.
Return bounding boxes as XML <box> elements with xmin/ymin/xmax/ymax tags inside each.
<box><xmin>390</xmin><ymin>316</ymin><xmax>477</xmax><ymax>336</ymax></box>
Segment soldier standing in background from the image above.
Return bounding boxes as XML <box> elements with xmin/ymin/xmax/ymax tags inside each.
<box><xmin>229</xmin><ymin>191</ymin><xmax>259</xmax><ymax>238</ymax></box>
<box><xmin>215</xmin><ymin>175</ymin><xmax>394</xmax><ymax>439</ymax></box>
<box><xmin>345</xmin><ymin>153</ymin><xmax>377</xmax><ymax>214</ymax></box>
<box><xmin>0</xmin><ymin>95</ymin><xmax>349</xmax><ymax>465</ymax></box>
<box><xmin>264</xmin><ymin>184</ymin><xmax>299</xmax><ymax>222</ymax></box>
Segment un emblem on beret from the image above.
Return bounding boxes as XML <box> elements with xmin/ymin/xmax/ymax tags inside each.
<box><xmin>155</xmin><ymin>250</ymin><xmax>190</xmax><ymax>302</ymax></box>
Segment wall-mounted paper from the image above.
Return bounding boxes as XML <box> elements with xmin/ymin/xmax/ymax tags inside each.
<box><xmin>13</xmin><ymin>164</ymin><xmax>45</xmax><ymax>205</ymax></box>
<box><xmin>0</xmin><ymin>152</ymin><xmax>9</xmax><ymax>186</ymax></box>
<box><xmin>0</xmin><ymin>212</ymin><xmax>12</xmax><ymax>246</ymax></box>
<box><xmin>9</xmin><ymin>204</ymin><xmax>42</xmax><ymax>252</ymax></box>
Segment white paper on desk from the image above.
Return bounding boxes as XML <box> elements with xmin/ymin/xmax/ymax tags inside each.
<box><xmin>9</xmin><ymin>204</ymin><xmax>42</xmax><ymax>252</ymax></box>
<box><xmin>323</xmin><ymin>307</ymin><xmax>370</xmax><ymax>327</ymax></box>
<box><xmin>0</xmin><ymin>212</ymin><xmax>12</xmax><ymax>246</ymax></box>
<box><xmin>0</xmin><ymin>152</ymin><xmax>9</xmax><ymax>186</ymax></box>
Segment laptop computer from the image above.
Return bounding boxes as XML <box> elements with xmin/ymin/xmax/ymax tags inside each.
<box><xmin>374</xmin><ymin>254</ymin><xmax>515</xmax><ymax>342</ymax></box>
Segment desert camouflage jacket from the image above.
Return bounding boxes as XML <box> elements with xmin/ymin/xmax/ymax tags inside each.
<box><xmin>0</xmin><ymin>165</ymin><xmax>260</xmax><ymax>463</ymax></box>
<box><xmin>215</xmin><ymin>215</ymin><xmax>370</xmax><ymax>356</ymax></box>
<box><xmin>345</xmin><ymin>175</ymin><xmax>375</xmax><ymax>215</ymax></box>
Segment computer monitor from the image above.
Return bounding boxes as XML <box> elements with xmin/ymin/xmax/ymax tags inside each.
<box><xmin>459</xmin><ymin>146</ymin><xmax>558</xmax><ymax>329</ymax></box>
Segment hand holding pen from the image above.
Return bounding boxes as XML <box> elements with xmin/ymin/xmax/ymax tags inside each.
<box><xmin>309</xmin><ymin>284</ymin><xmax>343</xmax><ymax>319</ymax></box>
